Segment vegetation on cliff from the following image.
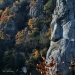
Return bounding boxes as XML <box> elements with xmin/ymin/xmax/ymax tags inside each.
<box><xmin>0</xmin><ymin>0</ymin><xmax>54</xmax><ymax>75</ymax></box>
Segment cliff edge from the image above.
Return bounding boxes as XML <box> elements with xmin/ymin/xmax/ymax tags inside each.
<box><xmin>46</xmin><ymin>0</ymin><xmax>75</xmax><ymax>75</ymax></box>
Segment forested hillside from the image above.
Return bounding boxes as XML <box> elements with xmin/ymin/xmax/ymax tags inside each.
<box><xmin>0</xmin><ymin>0</ymin><xmax>55</xmax><ymax>75</ymax></box>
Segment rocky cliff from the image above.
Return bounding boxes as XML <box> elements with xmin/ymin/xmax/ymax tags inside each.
<box><xmin>29</xmin><ymin>0</ymin><xmax>43</xmax><ymax>18</ymax></box>
<box><xmin>46</xmin><ymin>0</ymin><xmax>75</xmax><ymax>75</ymax></box>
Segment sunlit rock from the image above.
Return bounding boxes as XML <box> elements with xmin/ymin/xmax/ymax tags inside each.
<box><xmin>46</xmin><ymin>0</ymin><xmax>75</xmax><ymax>75</ymax></box>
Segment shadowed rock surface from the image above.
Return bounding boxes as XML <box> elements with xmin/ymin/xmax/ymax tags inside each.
<box><xmin>29</xmin><ymin>0</ymin><xmax>43</xmax><ymax>18</ymax></box>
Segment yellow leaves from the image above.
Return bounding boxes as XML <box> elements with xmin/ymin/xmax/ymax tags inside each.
<box><xmin>30</xmin><ymin>49</ymin><xmax>40</xmax><ymax>60</ymax></box>
<box><xmin>32</xmin><ymin>49</ymin><xmax>40</xmax><ymax>59</ymax></box>
<box><xmin>46</xmin><ymin>28</ymin><xmax>51</xmax><ymax>40</ymax></box>
<box><xmin>15</xmin><ymin>30</ymin><xmax>24</xmax><ymax>44</ymax></box>
<box><xmin>2</xmin><ymin>7</ymin><xmax>9</xmax><ymax>17</ymax></box>
<box><xmin>0</xmin><ymin>7</ymin><xmax>15</xmax><ymax>25</ymax></box>
<box><xmin>0</xmin><ymin>30</ymin><xmax>5</xmax><ymax>39</ymax></box>
<box><xmin>33</xmin><ymin>49</ymin><xmax>39</xmax><ymax>57</ymax></box>
<box><xmin>16</xmin><ymin>30</ymin><xmax>24</xmax><ymax>38</ymax></box>
<box><xmin>0</xmin><ymin>10</ymin><xmax>3</xmax><ymax>15</ymax></box>
<box><xmin>0</xmin><ymin>7</ymin><xmax>10</xmax><ymax>24</ymax></box>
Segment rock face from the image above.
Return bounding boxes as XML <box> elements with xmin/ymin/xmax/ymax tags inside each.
<box><xmin>29</xmin><ymin>0</ymin><xmax>43</xmax><ymax>18</ymax></box>
<box><xmin>46</xmin><ymin>0</ymin><xmax>75</xmax><ymax>75</ymax></box>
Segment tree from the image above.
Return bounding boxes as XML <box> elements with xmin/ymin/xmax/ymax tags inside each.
<box><xmin>0</xmin><ymin>10</ymin><xmax>3</xmax><ymax>16</ymax></box>
<box><xmin>44</xmin><ymin>0</ymin><xmax>53</xmax><ymax>16</ymax></box>
<box><xmin>3</xmin><ymin>50</ymin><xmax>14</xmax><ymax>69</ymax></box>
<box><xmin>44</xmin><ymin>0</ymin><xmax>54</xmax><ymax>25</ymax></box>
<box><xmin>28</xmin><ymin>18</ymin><xmax>38</xmax><ymax>29</ymax></box>
<box><xmin>2</xmin><ymin>7</ymin><xmax>9</xmax><ymax>16</ymax></box>
<box><xmin>0</xmin><ymin>0</ymin><xmax>4</xmax><ymax>2</ymax></box>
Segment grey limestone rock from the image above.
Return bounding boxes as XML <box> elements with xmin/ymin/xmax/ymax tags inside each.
<box><xmin>29</xmin><ymin>0</ymin><xmax>43</xmax><ymax>18</ymax></box>
<box><xmin>46</xmin><ymin>0</ymin><xmax>75</xmax><ymax>75</ymax></box>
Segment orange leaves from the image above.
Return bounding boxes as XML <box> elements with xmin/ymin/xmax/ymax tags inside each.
<box><xmin>46</xmin><ymin>57</ymin><xmax>56</xmax><ymax>68</ymax></box>
<box><xmin>49</xmin><ymin>57</ymin><xmax>56</xmax><ymax>68</ymax></box>
<box><xmin>36</xmin><ymin>61</ymin><xmax>49</xmax><ymax>74</ymax></box>
<box><xmin>28</xmin><ymin>18</ymin><xmax>38</xmax><ymax>29</ymax></box>
<box><xmin>0</xmin><ymin>14</ymin><xmax>14</xmax><ymax>21</ymax></box>
<box><xmin>0</xmin><ymin>6</ymin><xmax>16</xmax><ymax>25</ymax></box>
<box><xmin>35</xmin><ymin>55</ymin><xmax>49</xmax><ymax>74</ymax></box>
<box><xmin>28</xmin><ymin>19</ymin><xmax>32</xmax><ymax>25</ymax></box>
<box><xmin>49</xmin><ymin>62</ymin><xmax>56</xmax><ymax>68</ymax></box>
<box><xmin>0</xmin><ymin>7</ymin><xmax>15</xmax><ymax>24</ymax></box>
<box><xmin>28</xmin><ymin>19</ymin><xmax>33</xmax><ymax>28</ymax></box>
